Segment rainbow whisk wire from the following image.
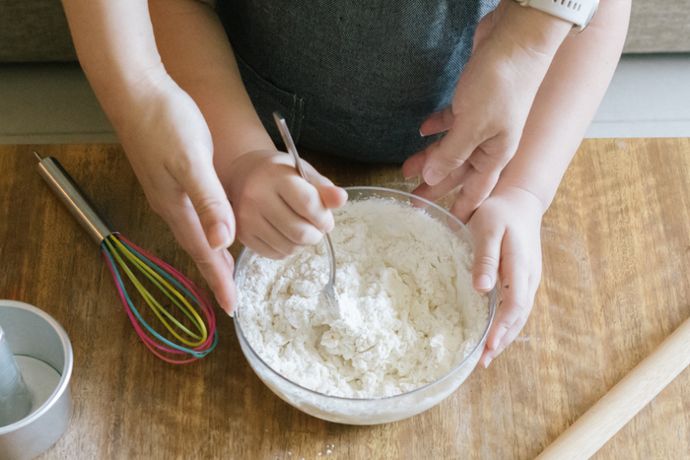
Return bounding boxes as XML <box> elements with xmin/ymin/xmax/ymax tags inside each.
<box><xmin>101</xmin><ymin>234</ymin><xmax>217</xmax><ymax>363</ymax></box>
<box><xmin>35</xmin><ymin>153</ymin><xmax>217</xmax><ymax>364</ymax></box>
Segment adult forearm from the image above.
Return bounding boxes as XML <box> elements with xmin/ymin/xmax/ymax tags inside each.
<box><xmin>498</xmin><ymin>0</ymin><xmax>631</xmax><ymax>210</ymax></box>
<box><xmin>61</xmin><ymin>0</ymin><xmax>165</xmax><ymax>126</ymax></box>
<box><xmin>148</xmin><ymin>0</ymin><xmax>273</xmax><ymax>168</ymax></box>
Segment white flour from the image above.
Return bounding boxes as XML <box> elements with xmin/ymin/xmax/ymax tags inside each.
<box><xmin>237</xmin><ymin>198</ymin><xmax>488</xmax><ymax>398</ymax></box>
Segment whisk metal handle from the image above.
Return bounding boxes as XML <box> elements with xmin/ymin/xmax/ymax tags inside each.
<box><xmin>35</xmin><ymin>152</ymin><xmax>112</xmax><ymax>244</ymax></box>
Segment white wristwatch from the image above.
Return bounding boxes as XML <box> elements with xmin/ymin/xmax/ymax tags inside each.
<box><xmin>513</xmin><ymin>0</ymin><xmax>599</xmax><ymax>31</ymax></box>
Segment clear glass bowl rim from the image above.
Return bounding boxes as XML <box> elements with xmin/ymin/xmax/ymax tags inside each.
<box><xmin>233</xmin><ymin>185</ymin><xmax>498</xmax><ymax>402</ymax></box>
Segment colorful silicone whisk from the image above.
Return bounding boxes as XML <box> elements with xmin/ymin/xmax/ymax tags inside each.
<box><xmin>35</xmin><ymin>152</ymin><xmax>217</xmax><ymax>364</ymax></box>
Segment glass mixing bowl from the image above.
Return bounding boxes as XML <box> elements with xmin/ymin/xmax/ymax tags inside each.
<box><xmin>233</xmin><ymin>186</ymin><xmax>497</xmax><ymax>425</ymax></box>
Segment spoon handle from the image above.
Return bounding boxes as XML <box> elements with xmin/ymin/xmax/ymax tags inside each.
<box><xmin>272</xmin><ymin>112</ymin><xmax>337</xmax><ymax>289</ymax></box>
<box><xmin>272</xmin><ymin>113</ymin><xmax>309</xmax><ymax>180</ymax></box>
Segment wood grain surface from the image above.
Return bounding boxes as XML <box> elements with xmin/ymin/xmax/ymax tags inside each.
<box><xmin>0</xmin><ymin>139</ymin><xmax>688</xmax><ymax>460</ymax></box>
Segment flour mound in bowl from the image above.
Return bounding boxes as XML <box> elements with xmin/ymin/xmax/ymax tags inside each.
<box><xmin>237</xmin><ymin>198</ymin><xmax>488</xmax><ymax>398</ymax></box>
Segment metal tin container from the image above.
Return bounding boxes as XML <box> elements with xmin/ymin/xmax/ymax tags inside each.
<box><xmin>0</xmin><ymin>300</ymin><xmax>73</xmax><ymax>460</ymax></box>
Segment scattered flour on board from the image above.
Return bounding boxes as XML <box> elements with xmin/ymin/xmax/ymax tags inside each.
<box><xmin>237</xmin><ymin>198</ymin><xmax>488</xmax><ymax>398</ymax></box>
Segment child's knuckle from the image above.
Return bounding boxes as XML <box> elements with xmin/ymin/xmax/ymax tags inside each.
<box><xmin>292</xmin><ymin>226</ymin><xmax>310</xmax><ymax>244</ymax></box>
<box><xmin>477</xmin><ymin>254</ymin><xmax>499</xmax><ymax>269</ymax></box>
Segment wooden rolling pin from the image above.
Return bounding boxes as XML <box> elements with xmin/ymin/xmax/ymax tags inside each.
<box><xmin>537</xmin><ymin>316</ymin><xmax>690</xmax><ymax>459</ymax></box>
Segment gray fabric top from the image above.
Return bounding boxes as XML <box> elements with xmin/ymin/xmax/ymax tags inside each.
<box><xmin>217</xmin><ymin>0</ymin><xmax>497</xmax><ymax>162</ymax></box>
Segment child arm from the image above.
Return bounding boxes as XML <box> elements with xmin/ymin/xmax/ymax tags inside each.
<box><xmin>471</xmin><ymin>0</ymin><xmax>632</xmax><ymax>366</ymax></box>
<box><xmin>147</xmin><ymin>0</ymin><xmax>347</xmax><ymax>259</ymax></box>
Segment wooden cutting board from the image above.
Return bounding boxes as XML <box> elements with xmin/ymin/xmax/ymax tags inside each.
<box><xmin>0</xmin><ymin>139</ymin><xmax>688</xmax><ymax>459</ymax></box>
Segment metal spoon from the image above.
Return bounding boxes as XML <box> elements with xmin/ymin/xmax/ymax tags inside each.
<box><xmin>272</xmin><ymin>112</ymin><xmax>340</xmax><ymax>310</ymax></box>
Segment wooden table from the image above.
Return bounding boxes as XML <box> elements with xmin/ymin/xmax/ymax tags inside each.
<box><xmin>0</xmin><ymin>139</ymin><xmax>689</xmax><ymax>459</ymax></box>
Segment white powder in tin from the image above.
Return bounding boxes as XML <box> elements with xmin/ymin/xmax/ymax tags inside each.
<box><xmin>237</xmin><ymin>198</ymin><xmax>488</xmax><ymax>398</ymax></box>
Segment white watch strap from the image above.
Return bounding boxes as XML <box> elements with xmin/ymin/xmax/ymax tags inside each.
<box><xmin>521</xmin><ymin>0</ymin><xmax>598</xmax><ymax>29</ymax></box>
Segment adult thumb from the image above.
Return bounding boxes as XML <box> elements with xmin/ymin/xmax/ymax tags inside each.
<box><xmin>175</xmin><ymin>155</ymin><xmax>235</xmax><ymax>250</ymax></box>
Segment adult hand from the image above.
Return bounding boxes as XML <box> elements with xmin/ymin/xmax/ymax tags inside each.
<box><xmin>403</xmin><ymin>0</ymin><xmax>571</xmax><ymax>221</ymax></box>
<box><xmin>116</xmin><ymin>73</ymin><xmax>237</xmax><ymax>314</ymax></box>
<box><xmin>225</xmin><ymin>150</ymin><xmax>347</xmax><ymax>258</ymax></box>
<box><xmin>468</xmin><ymin>184</ymin><xmax>544</xmax><ymax>367</ymax></box>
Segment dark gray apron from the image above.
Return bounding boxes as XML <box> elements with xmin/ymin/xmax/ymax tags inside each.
<box><xmin>216</xmin><ymin>0</ymin><xmax>498</xmax><ymax>163</ymax></box>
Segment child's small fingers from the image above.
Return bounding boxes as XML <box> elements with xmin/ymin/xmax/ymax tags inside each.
<box><xmin>487</xmin><ymin>273</ymin><xmax>540</xmax><ymax>359</ymax></box>
<box><xmin>482</xmin><ymin>319</ymin><xmax>524</xmax><ymax>367</ymax></box>
<box><xmin>495</xmin><ymin>314</ymin><xmax>529</xmax><ymax>357</ymax></box>
<box><xmin>315</xmin><ymin>184</ymin><xmax>348</xmax><ymax>210</ymax></box>
<box><xmin>300</xmin><ymin>161</ymin><xmax>348</xmax><ymax>209</ymax></box>
<box><xmin>300</xmin><ymin>159</ymin><xmax>332</xmax><ymax>186</ymax></box>
<box><xmin>252</xmin><ymin>217</ymin><xmax>300</xmax><ymax>258</ymax></box>
<box><xmin>484</xmin><ymin>319</ymin><xmax>508</xmax><ymax>358</ymax></box>
<box><xmin>487</xmin><ymin>263</ymin><xmax>529</xmax><ymax>351</ymax></box>
<box><xmin>480</xmin><ymin>351</ymin><xmax>493</xmax><ymax>368</ymax></box>
<box><xmin>472</xmin><ymin>228</ymin><xmax>503</xmax><ymax>293</ymax></box>
<box><xmin>483</xmin><ymin>229</ymin><xmax>540</xmax><ymax>366</ymax></box>
<box><xmin>243</xmin><ymin>235</ymin><xmax>287</xmax><ymax>260</ymax></box>
<box><xmin>279</xmin><ymin>177</ymin><xmax>334</xmax><ymax>232</ymax></box>
<box><xmin>450</xmin><ymin>167</ymin><xmax>501</xmax><ymax>224</ymax></box>
<box><xmin>502</xmin><ymin>252</ymin><xmax>532</xmax><ymax>319</ymax></box>
<box><xmin>528</xmin><ymin>260</ymin><xmax>543</xmax><ymax>301</ymax></box>
<box><xmin>483</xmin><ymin>322</ymin><xmax>508</xmax><ymax>364</ymax></box>
<box><xmin>264</xmin><ymin>198</ymin><xmax>324</xmax><ymax>246</ymax></box>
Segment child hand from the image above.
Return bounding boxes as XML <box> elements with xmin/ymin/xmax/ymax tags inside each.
<box><xmin>115</xmin><ymin>74</ymin><xmax>237</xmax><ymax>314</ymax></box>
<box><xmin>225</xmin><ymin>150</ymin><xmax>347</xmax><ymax>258</ymax></box>
<box><xmin>467</xmin><ymin>184</ymin><xmax>545</xmax><ymax>367</ymax></box>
